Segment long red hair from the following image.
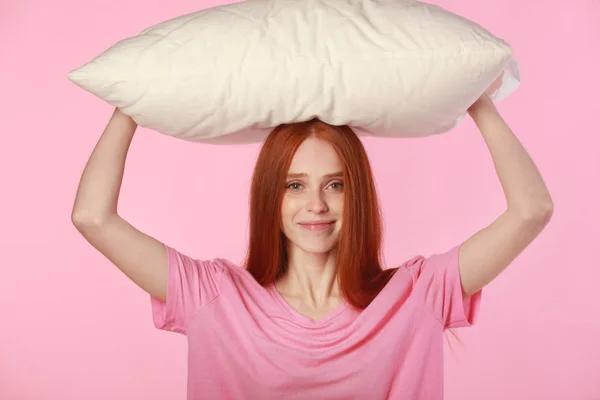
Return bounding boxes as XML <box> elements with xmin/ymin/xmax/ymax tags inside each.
<box><xmin>244</xmin><ymin>119</ymin><xmax>398</xmax><ymax>309</ymax></box>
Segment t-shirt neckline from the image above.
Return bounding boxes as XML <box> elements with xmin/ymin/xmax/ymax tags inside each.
<box><xmin>268</xmin><ymin>282</ymin><xmax>349</xmax><ymax>327</ymax></box>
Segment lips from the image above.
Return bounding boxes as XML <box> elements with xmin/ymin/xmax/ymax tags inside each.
<box><xmin>298</xmin><ymin>221</ymin><xmax>335</xmax><ymax>231</ymax></box>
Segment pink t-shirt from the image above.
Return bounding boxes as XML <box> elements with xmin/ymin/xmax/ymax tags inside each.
<box><xmin>150</xmin><ymin>243</ymin><xmax>481</xmax><ymax>399</ymax></box>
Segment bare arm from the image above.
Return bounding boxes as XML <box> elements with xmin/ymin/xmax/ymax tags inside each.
<box><xmin>458</xmin><ymin>94</ymin><xmax>553</xmax><ymax>297</ymax></box>
<box><xmin>71</xmin><ymin>108</ymin><xmax>168</xmax><ymax>302</ymax></box>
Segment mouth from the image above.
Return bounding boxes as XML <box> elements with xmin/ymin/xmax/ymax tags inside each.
<box><xmin>298</xmin><ymin>221</ymin><xmax>336</xmax><ymax>231</ymax></box>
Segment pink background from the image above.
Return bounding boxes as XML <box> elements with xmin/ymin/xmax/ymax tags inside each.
<box><xmin>1</xmin><ymin>0</ymin><xmax>599</xmax><ymax>399</ymax></box>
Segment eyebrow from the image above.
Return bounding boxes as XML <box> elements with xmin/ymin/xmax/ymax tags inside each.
<box><xmin>286</xmin><ymin>171</ymin><xmax>344</xmax><ymax>179</ymax></box>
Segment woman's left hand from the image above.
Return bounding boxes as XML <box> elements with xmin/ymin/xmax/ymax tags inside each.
<box><xmin>485</xmin><ymin>71</ymin><xmax>504</xmax><ymax>98</ymax></box>
<box><xmin>469</xmin><ymin>71</ymin><xmax>504</xmax><ymax>111</ymax></box>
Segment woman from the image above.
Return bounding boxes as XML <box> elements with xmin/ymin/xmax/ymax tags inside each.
<box><xmin>72</xmin><ymin>87</ymin><xmax>553</xmax><ymax>399</ymax></box>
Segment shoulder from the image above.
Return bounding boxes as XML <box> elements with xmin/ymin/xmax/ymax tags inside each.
<box><xmin>211</xmin><ymin>258</ymin><xmax>256</xmax><ymax>283</ymax></box>
<box><xmin>398</xmin><ymin>245</ymin><xmax>461</xmax><ymax>277</ymax></box>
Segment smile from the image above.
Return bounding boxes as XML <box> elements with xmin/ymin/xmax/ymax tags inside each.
<box><xmin>298</xmin><ymin>221</ymin><xmax>335</xmax><ymax>231</ymax></box>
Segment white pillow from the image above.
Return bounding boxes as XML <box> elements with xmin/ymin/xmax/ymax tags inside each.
<box><xmin>68</xmin><ymin>0</ymin><xmax>520</xmax><ymax>144</ymax></box>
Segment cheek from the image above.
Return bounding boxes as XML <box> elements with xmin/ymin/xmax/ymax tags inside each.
<box><xmin>329</xmin><ymin>194</ymin><xmax>344</xmax><ymax>212</ymax></box>
<box><xmin>281</xmin><ymin>197</ymin><xmax>299</xmax><ymax>221</ymax></box>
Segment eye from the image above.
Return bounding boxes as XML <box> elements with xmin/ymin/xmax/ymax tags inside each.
<box><xmin>286</xmin><ymin>182</ymin><xmax>303</xmax><ymax>191</ymax></box>
<box><xmin>328</xmin><ymin>181</ymin><xmax>344</xmax><ymax>190</ymax></box>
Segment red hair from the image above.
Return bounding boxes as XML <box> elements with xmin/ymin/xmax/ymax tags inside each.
<box><xmin>244</xmin><ymin>119</ymin><xmax>397</xmax><ymax>309</ymax></box>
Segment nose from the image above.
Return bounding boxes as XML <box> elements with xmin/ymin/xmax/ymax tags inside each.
<box><xmin>307</xmin><ymin>189</ymin><xmax>329</xmax><ymax>213</ymax></box>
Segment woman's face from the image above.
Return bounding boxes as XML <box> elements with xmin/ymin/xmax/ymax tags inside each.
<box><xmin>281</xmin><ymin>137</ymin><xmax>344</xmax><ymax>255</ymax></box>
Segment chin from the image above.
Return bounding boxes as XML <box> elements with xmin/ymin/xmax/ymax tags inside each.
<box><xmin>293</xmin><ymin>238</ymin><xmax>339</xmax><ymax>255</ymax></box>
<box><xmin>302</xmin><ymin>245</ymin><xmax>336</xmax><ymax>255</ymax></box>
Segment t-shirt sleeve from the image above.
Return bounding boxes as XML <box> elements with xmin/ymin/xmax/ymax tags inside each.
<box><xmin>404</xmin><ymin>243</ymin><xmax>482</xmax><ymax>330</ymax></box>
<box><xmin>150</xmin><ymin>244</ymin><xmax>224</xmax><ymax>335</ymax></box>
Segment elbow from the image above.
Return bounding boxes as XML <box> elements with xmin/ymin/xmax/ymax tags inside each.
<box><xmin>515</xmin><ymin>199</ymin><xmax>554</xmax><ymax>224</ymax></box>
<box><xmin>71</xmin><ymin>209</ymin><xmax>113</xmax><ymax>227</ymax></box>
<box><xmin>532</xmin><ymin>197</ymin><xmax>554</xmax><ymax>221</ymax></box>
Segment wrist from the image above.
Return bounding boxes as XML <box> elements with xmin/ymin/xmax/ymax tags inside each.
<box><xmin>468</xmin><ymin>94</ymin><xmax>495</xmax><ymax>116</ymax></box>
<box><xmin>112</xmin><ymin>108</ymin><xmax>137</xmax><ymax>127</ymax></box>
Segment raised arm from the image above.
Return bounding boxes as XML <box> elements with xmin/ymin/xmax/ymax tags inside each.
<box><xmin>458</xmin><ymin>94</ymin><xmax>554</xmax><ymax>297</ymax></box>
<box><xmin>71</xmin><ymin>108</ymin><xmax>168</xmax><ymax>302</ymax></box>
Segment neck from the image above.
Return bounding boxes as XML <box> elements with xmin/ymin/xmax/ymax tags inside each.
<box><xmin>277</xmin><ymin>244</ymin><xmax>340</xmax><ymax>307</ymax></box>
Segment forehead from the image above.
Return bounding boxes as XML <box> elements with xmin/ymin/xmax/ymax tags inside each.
<box><xmin>288</xmin><ymin>137</ymin><xmax>342</xmax><ymax>174</ymax></box>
